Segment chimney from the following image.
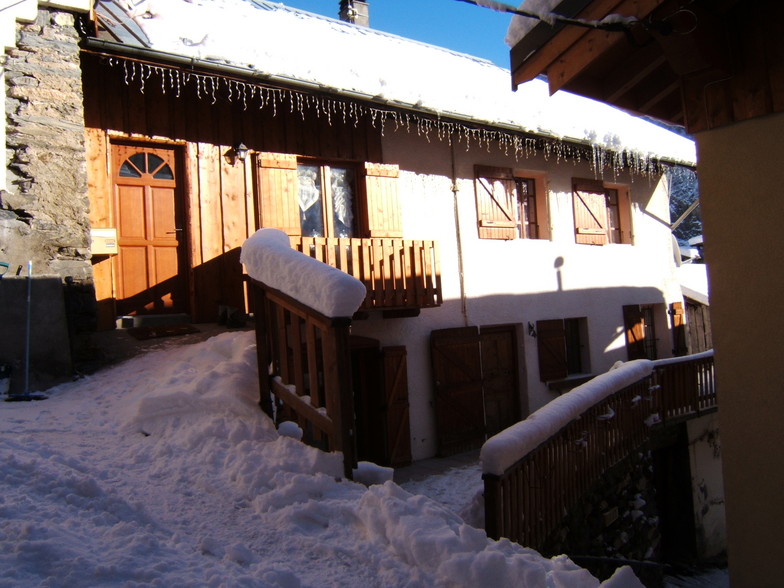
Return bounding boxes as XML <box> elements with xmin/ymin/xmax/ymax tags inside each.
<box><xmin>339</xmin><ymin>0</ymin><xmax>369</xmax><ymax>27</ymax></box>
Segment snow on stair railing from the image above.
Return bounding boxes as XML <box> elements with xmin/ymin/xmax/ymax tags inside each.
<box><xmin>241</xmin><ymin>228</ymin><xmax>366</xmax><ymax>479</ymax></box>
<box><xmin>481</xmin><ymin>352</ymin><xmax>716</xmax><ymax>549</ymax></box>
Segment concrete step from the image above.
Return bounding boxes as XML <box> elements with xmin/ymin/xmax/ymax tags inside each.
<box><xmin>116</xmin><ymin>314</ymin><xmax>192</xmax><ymax>329</ymax></box>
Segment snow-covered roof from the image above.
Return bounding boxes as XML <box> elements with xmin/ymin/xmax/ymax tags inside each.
<box><xmin>677</xmin><ymin>263</ymin><xmax>709</xmax><ymax>305</ymax></box>
<box><xmin>95</xmin><ymin>0</ymin><xmax>696</xmax><ymax>167</ymax></box>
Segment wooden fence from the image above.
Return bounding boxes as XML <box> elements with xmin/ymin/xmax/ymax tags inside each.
<box><xmin>249</xmin><ymin>277</ymin><xmax>356</xmax><ymax>479</ymax></box>
<box><xmin>483</xmin><ymin>353</ymin><xmax>716</xmax><ymax>549</ymax></box>
<box><xmin>292</xmin><ymin>237</ymin><xmax>442</xmax><ymax>311</ymax></box>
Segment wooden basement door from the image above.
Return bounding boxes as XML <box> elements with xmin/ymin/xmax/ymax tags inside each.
<box><xmin>430</xmin><ymin>325</ymin><xmax>520</xmax><ymax>456</ymax></box>
<box><xmin>112</xmin><ymin>144</ymin><xmax>187</xmax><ymax>316</ymax></box>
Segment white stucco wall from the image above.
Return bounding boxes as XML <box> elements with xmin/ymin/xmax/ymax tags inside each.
<box><xmin>687</xmin><ymin>413</ymin><xmax>725</xmax><ymax>559</ymax></box>
<box><xmin>349</xmin><ymin>128</ymin><xmax>685</xmax><ymax>461</ymax></box>
<box><xmin>697</xmin><ymin>111</ymin><xmax>784</xmax><ymax>587</ymax></box>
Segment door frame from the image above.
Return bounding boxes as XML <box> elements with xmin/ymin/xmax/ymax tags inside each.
<box><xmin>110</xmin><ymin>140</ymin><xmax>190</xmax><ymax>317</ymax></box>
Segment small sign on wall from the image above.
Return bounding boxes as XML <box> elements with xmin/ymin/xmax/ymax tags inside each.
<box><xmin>90</xmin><ymin>228</ymin><xmax>118</xmax><ymax>255</ymax></box>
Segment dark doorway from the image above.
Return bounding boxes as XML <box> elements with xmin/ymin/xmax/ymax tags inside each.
<box><xmin>653</xmin><ymin>425</ymin><xmax>698</xmax><ymax>564</ymax></box>
<box><xmin>350</xmin><ymin>337</ymin><xmax>411</xmax><ymax>467</ymax></box>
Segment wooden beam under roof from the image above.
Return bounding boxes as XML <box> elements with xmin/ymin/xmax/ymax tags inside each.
<box><xmin>543</xmin><ymin>0</ymin><xmax>664</xmax><ymax>94</ymax></box>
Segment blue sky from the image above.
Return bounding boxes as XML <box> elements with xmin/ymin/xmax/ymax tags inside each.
<box><xmin>278</xmin><ymin>0</ymin><xmax>515</xmax><ymax>68</ymax></box>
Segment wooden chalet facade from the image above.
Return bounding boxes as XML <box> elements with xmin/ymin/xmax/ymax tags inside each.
<box><xmin>82</xmin><ymin>50</ymin><xmax>441</xmax><ymax>327</ymax></box>
<box><xmin>82</xmin><ymin>1</ymin><xmax>695</xmax><ymax>465</ymax></box>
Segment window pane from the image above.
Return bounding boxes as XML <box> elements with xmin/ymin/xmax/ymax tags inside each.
<box><xmin>129</xmin><ymin>153</ymin><xmax>147</xmax><ymax>173</ymax></box>
<box><xmin>119</xmin><ymin>161</ymin><xmax>142</xmax><ymax>178</ymax></box>
<box><xmin>606</xmin><ymin>189</ymin><xmax>621</xmax><ymax>243</ymax></box>
<box><xmin>330</xmin><ymin>167</ymin><xmax>355</xmax><ymax>238</ymax></box>
<box><xmin>298</xmin><ymin>165</ymin><xmax>324</xmax><ymax>237</ymax></box>
<box><xmin>641</xmin><ymin>306</ymin><xmax>658</xmax><ymax>360</ymax></box>
<box><xmin>145</xmin><ymin>154</ymin><xmax>174</xmax><ymax>179</ymax></box>
<box><xmin>517</xmin><ymin>178</ymin><xmax>537</xmax><ymax>239</ymax></box>
<box><xmin>153</xmin><ymin>163</ymin><xmax>174</xmax><ymax>180</ymax></box>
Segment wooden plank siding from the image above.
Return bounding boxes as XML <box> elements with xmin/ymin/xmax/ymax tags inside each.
<box><xmin>81</xmin><ymin>53</ymin><xmax>383</xmax><ymax>325</ymax></box>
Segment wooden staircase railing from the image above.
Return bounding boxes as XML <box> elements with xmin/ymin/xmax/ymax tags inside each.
<box><xmin>249</xmin><ymin>277</ymin><xmax>356</xmax><ymax>479</ymax></box>
<box><xmin>483</xmin><ymin>352</ymin><xmax>717</xmax><ymax>549</ymax></box>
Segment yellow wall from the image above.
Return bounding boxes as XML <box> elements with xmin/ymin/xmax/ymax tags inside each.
<box><xmin>697</xmin><ymin>112</ymin><xmax>784</xmax><ymax>587</ymax></box>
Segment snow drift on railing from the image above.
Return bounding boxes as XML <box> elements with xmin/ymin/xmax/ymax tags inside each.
<box><xmin>240</xmin><ymin>228</ymin><xmax>366</xmax><ymax>318</ymax></box>
<box><xmin>481</xmin><ymin>360</ymin><xmax>654</xmax><ymax>476</ymax></box>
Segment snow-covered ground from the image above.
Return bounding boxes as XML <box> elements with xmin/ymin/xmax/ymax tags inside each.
<box><xmin>1</xmin><ymin>330</ymin><xmax>646</xmax><ymax>587</ymax></box>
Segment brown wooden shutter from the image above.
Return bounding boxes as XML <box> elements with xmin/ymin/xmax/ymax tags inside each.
<box><xmin>361</xmin><ymin>162</ymin><xmax>402</xmax><ymax>238</ymax></box>
<box><xmin>573</xmin><ymin>178</ymin><xmax>609</xmax><ymax>245</ymax></box>
<box><xmin>623</xmin><ymin>304</ymin><xmax>647</xmax><ymax>360</ymax></box>
<box><xmin>670</xmin><ymin>301</ymin><xmax>688</xmax><ymax>356</ymax></box>
<box><xmin>430</xmin><ymin>327</ymin><xmax>486</xmax><ymax>456</ymax></box>
<box><xmin>255</xmin><ymin>152</ymin><xmax>300</xmax><ymax>236</ymax></box>
<box><xmin>382</xmin><ymin>346</ymin><xmax>411</xmax><ymax>467</ymax></box>
<box><xmin>536</xmin><ymin>319</ymin><xmax>568</xmax><ymax>382</ymax></box>
<box><xmin>475</xmin><ymin>165</ymin><xmax>518</xmax><ymax>240</ymax></box>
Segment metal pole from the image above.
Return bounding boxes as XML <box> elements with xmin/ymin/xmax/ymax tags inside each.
<box><xmin>23</xmin><ymin>260</ymin><xmax>31</xmax><ymax>397</ymax></box>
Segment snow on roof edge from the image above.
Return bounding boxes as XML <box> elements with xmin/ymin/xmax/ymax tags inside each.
<box><xmin>98</xmin><ymin>0</ymin><xmax>696</xmax><ymax>167</ymax></box>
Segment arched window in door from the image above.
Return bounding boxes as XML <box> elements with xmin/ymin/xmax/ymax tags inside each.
<box><xmin>118</xmin><ymin>152</ymin><xmax>174</xmax><ymax>180</ymax></box>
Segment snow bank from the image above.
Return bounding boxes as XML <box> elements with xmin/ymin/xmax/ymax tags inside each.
<box><xmin>119</xmin><ymin>0</ymin><xmax>696</xmax><ymax>165</ymax></box>
<box><xmin>482</xmin><ymin>360</ymin><xmax>654</xmax><ymax>475</ymax></box>
<box><xmin>240</xmin><ymin>228</ymin><xmax>366</xmax><ymax>318</ymax></box>
<box><xmin>0</xmin><ymin>330</ymin><xmax>643</xmax><ymax>586</ymax></box>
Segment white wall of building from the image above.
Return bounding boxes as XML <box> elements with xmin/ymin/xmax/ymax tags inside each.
<box><xmin>351</xmin><ymin>129</ymin><xmax>685</xmax><ymax>460</ymax></box>
<box><xmin>697</xmin><ymin>111</ymin><xmax>784</xmax><ymax>587</ymax></box>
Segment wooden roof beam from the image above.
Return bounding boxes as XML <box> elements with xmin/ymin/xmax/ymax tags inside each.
<box><xmin>544</xmin><ymin>0</ymin><xmax>665</xmax><ymax>94</ymax></box>
<box><xmin>604</xmin><ymin>49</ymin><xmax>668</xmax><ymax>103</ymax></box>
<box><xmin>638</xmin><ymin>78</ymin><xmax>680</xmax><ymax>114</ymax></box>
<box><xmin>510</xmin><ymin>0</ymin><xmax>627</xmax><ymax>88</ymax></box>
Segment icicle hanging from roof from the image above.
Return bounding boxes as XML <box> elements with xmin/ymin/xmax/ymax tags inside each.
<box><xmin>106</xmin><ymin>56</ymin><xmax>666</xmax><ymax>179</ymax></box>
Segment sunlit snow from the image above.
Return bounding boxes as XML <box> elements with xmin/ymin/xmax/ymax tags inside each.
<box><xmin>0</xmin><ymin>332</ymin><xmax>642</xmax><ymax>586</ymax></box>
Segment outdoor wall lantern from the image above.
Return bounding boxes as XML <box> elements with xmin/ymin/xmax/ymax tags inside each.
<box><xmin>232</xmin><ymin>142</ymin><xmax>249</xmax><ymax>165</ymax></box>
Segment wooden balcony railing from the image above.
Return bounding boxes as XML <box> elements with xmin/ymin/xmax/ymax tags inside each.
<box><xmin>483</xmin><ymin>352</ymin><xmax>717</xmax><ymax>550</ymax></box>
<box><xmin>292</xmin><ymin>237</ymin><xmax>442</xmax><ymax>311</ymax></box>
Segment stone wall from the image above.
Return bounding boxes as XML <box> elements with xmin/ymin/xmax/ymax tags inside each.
<box><xmin>0</xmin><ymin>8</ymin><xmax>93</xmax><ymax>384</ymax></box>
<box><xmin>2</xmin><ymin>8</ymin><xmax>89</xmax><ymax>281</ymax></box>
<box><xmin>539</xmin><ymin>448</ymin><xmax>662</xmax><ymax>583</ymax></box>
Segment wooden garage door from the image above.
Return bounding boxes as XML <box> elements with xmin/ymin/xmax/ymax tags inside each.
<box><xmin>431</xmin><ymin>325</ymin><xmax>520</xmax><ymax>456</ymax></box>
<box><xmin>113</xmin><ymin>144</ymin><xmax>187</xmax><ymax>316</ymax></box>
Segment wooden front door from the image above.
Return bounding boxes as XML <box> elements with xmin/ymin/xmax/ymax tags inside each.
<box><xmin>112</xmin><ymin>144</ymin><xmax>187</xmax><ymax>316</ymax></box>
<box><xmin>431</xmin><ymin>325</ymin><xmax>520</xmax><ymax>455</ymax></box>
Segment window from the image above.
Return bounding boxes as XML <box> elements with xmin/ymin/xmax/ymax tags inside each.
<box><xmin>118</xmin><ymin>152</ymin><xmax>174</xmax><ymax>180</ymax></box>
<box><xmin>298</xmin><ymin>163</ymin><xmax>356</xmax><ymax>237</ymax></box>
<box><xmin>623</xmin><ymin>304</ymin><xmax>660</xmax><ymax>360</ymax></box>
<box><xmin>474</xmin><ymin>165</ymin><xmax>548</xmax><ymax>240</ymax></box>
<box><xmin>255</xmin><ymin>153</ymin><xmax>402</xmax><ymax>238</ymax></box>
<box><xmin>572</xmin><ymin>178</ymin><xmax>632</xmax><ymax>245</ymax></box>
<box><xmin>536</xmin><ymin>317</ymin><xmax>590</xmax><ymax>382</ymax></box>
